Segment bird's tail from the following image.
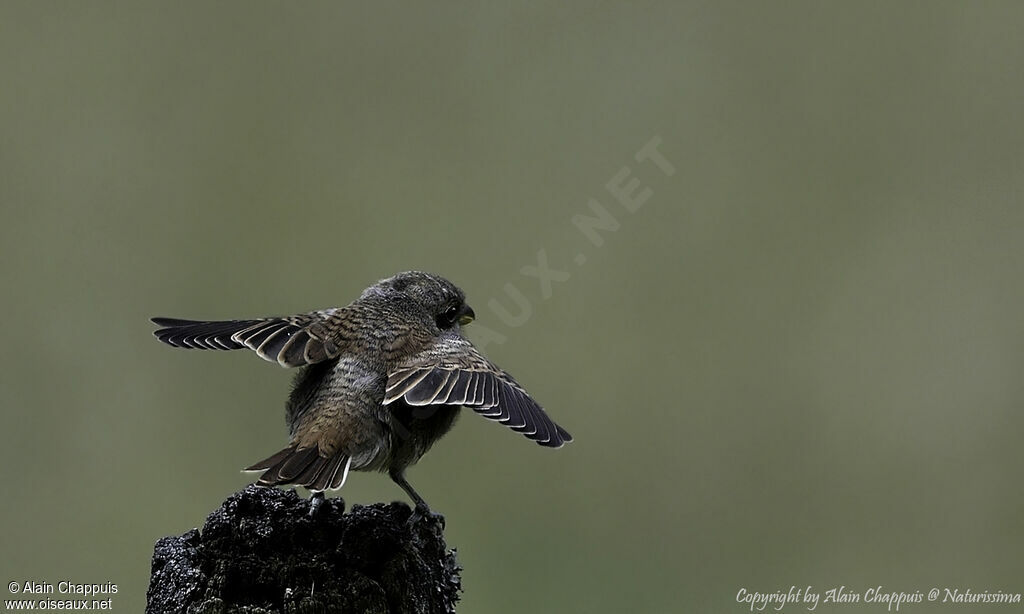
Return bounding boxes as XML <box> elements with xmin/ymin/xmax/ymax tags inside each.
<box><xmin>243</xmin><ymin>445</ymin><xmax>351</xmax><ymax>492</ymax></box>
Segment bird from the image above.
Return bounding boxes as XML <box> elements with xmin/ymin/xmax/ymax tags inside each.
<box><xmin>151</xmin><ymin>271</ymin><xmax>572</xmax><ymax>519</ymax></box>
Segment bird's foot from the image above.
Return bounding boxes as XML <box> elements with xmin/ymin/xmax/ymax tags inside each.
<box><xmin>408</xmin><ymin>503</ymin><xmax>445</xmax><ymax>529</ymax></box>
<box><xmin>308</xmin><ymin>491</ymin><xmax>325</xmax><ymax>518</ymax></box>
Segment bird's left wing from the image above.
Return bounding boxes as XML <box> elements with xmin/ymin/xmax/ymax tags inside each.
<box><xmin>383</xmin><ymin>334</ymin><xmax>572</xmax><ymax>447</ymax></box>
<box><xmin>151</xmin><ymin>308</ymin><xmax>351</xmax><ymax>368</ymax></box>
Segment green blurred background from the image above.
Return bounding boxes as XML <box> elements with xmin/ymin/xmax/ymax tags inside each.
<box><xmin>2</xmin><ymin>2</ymin><xmax>1023</xmax><ymax>612</ymax></box>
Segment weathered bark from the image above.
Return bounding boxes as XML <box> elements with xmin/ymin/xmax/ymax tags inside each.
<box><xmin>146</xmin><ymin>485</ymin><xmax>461</xmax><ymax>613</ymax></box>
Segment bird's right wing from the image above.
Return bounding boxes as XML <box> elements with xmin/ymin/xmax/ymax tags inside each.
<box><xmin>383</xmin><ymin>334</ymin><xmax>572</xmax><ymax>448</ymax></box>
<box><xmin>151</xmin><ymin>308</ymin><xmax>352</xmax><ymax>368</ymax></box>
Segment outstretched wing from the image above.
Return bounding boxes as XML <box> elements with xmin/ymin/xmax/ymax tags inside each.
<box><xmin>383</xmin><ymin>334</ymin><xmax>572</xmax><ymax>448</ymax></box>
<box><xmin>151</xmin><ymin>308</ymin><xmax>349</xmax><ymax>368</ymax></box>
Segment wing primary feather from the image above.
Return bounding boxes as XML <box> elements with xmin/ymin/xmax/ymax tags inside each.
<box><xmin>421</xmin><ymin>370</ymin><xmax>454</xmax><ymax>404</ymax></box>
<box><xmin>527</xmin><ymin>400</ymin><xmax>553</xmax><ymax>443</ymax></box>
<box><xmin>482</xmin><ymin>386</ymin><xmax>510</xmax><ymax>421</ymax></box>
<box><xmin>484</xmin><ymin>373</ymin><xmax>500</xmax><ymax>407</ymax></box>
<box><xmin>533</xmin><ymin>406</ymin><xmax>568</xmax><ymax>447</ymax></box>
<box><xmin>527</xmin><ymin>396</ymin><xmax>550</xmax><ymax>440</ymax></box>
<box><xmin>277</xmin><ymin>330</ymin><xmax>311</xmax><ymax>367</ymax></box>
<box><xmin>475</xmin><ymin>404</ymin><xmax>504</xmax><ymax>417</ymax></box>
<box><xmin>466</xmin><ymin>372</ymin><xmax>482</xmax><ymax>405</ymax></box>
<box><xmin>404</xmin><ymin>370</ymin><xmax>449</xmax><ymax>405</ymax></box>
<box><xmin>498</xmin><ymin>385</ymin><xmax>528</xmax><ymax>431</ymax></box>
<box><xmin>230</xmin><ymin>321</ymin><xmax>274</xmax><ymax>345</ymax></box>
<box><xmin>255</xmin><ymin>327</ymin><xmax>296</xmax><ymax>361</ymax></box>
<box><xmin>211</xmin><ymin>335</ymin><xmax>241</xmax><ymax>350</ymax></box>
<box><xmin>163</xmin><ymin>330</ymin><xmax>195</xmax><ymax>348</ymax></box>
<box><xmin>448</xmin><ymin>371</ymin><xmax>472</xmax><ymax>405</ymax></box>
<box><xmin>240</xmin><ymin>322</ymin><xmax>289</xmax><ymax>349</ymax></box>
<box><xmin>500</xmin><ymin>388</ymin><xmax>529</xmax><ymax>429</ymax></box>
<box><xmin>433</xmin><ymin>370</ymin><xmax>461</xmax><ymax>404</ymax></box>
<box><xmin>384</xmin><ymin>369</ymin><xmax>433</xmax><ymax>404</ymax></box>
<box><xmin>555</xmin><ymin>424</ymin><xmax>573</xmax><ymax>443</ymax></box>
<box><xmin>151</xmin><ymin>317</ymin><xmax>195</xmax><ymax>327</ymax></box>
<box><xmin>386</xmin><ymin>369</ymin><xmax>422</xmax><ymax>393</ymax></box>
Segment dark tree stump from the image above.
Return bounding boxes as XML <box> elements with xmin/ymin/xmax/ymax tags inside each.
<box><xmin>146</xmin><ymin>485</ymin><xmax>461</xmax><ymax>613</ymax></box>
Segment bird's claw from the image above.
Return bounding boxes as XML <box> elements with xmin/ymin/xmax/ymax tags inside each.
<box><xmin>408</xmin><ymin>504</ymin><xmax>445</xmax><ymax>529</ymax></box>
<box><xmin>308</xmin><ymin>491</ymin><xmax>325</xmax><ymax>518</ymax></box>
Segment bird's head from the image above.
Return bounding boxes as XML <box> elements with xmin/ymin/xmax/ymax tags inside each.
<box><xmin>365</xmin><ymin>271</ymin><xmax>476</xmax><ymax>331</ymax></box>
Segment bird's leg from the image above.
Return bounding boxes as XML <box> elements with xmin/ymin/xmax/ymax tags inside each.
<box><xmin>389</xmin><ymin>468</ymin><xmax>444</xmax><ymax>528</ymax></box>
<box><xmin>308</xmin><ymin>490</ymin><xmax>325</xmax><ymax>518</ymax></box>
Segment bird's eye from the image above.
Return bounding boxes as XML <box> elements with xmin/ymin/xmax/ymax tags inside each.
<box><xmin>437</xmin><ymin>304</ymin><xmax>460</xmax><ymax>329</ymax></box>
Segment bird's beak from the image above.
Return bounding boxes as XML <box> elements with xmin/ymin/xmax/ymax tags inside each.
<box><xmin>458</xmin><ymin>305</ymin><xmax>476</xmax><ymax>326</ymax></box>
